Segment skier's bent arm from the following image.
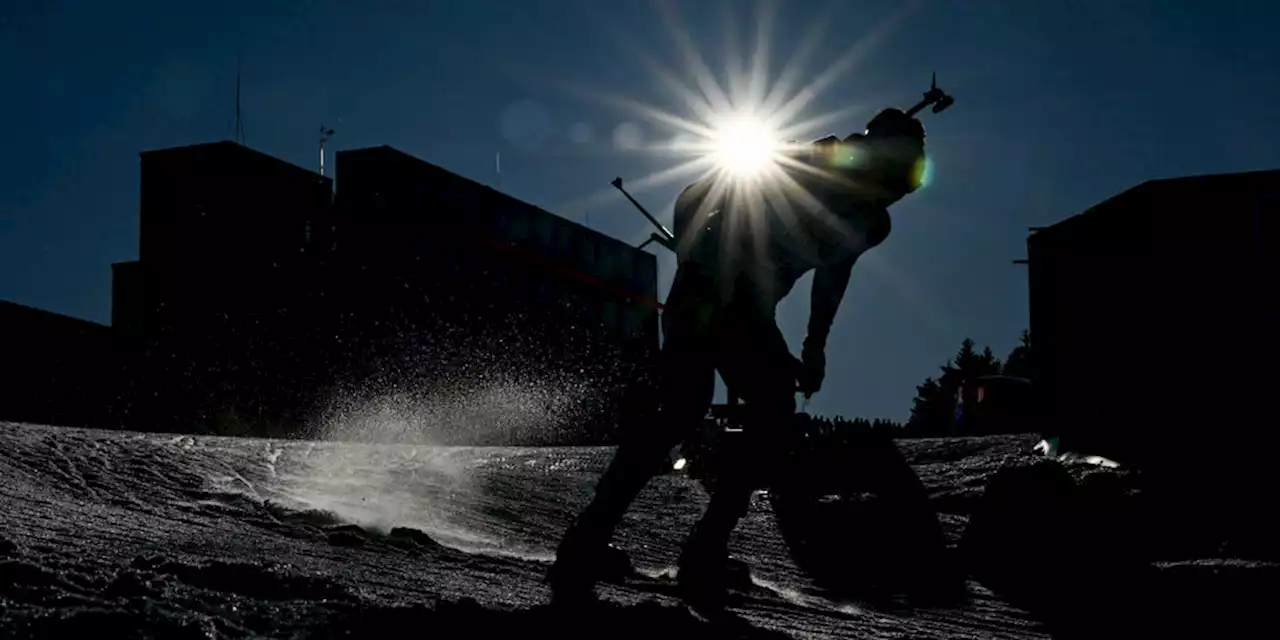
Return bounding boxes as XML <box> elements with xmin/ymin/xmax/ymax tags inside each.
<box><xmin>806</xmin><ymin>256</ymin><xmax>856</xmax><ymax>348</ymax></box>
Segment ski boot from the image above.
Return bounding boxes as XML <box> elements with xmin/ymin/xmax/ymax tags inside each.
<box><xmin>547</xmin><ymin>537</ymin><xmax>634</xmax><ymax>606</ymax></box>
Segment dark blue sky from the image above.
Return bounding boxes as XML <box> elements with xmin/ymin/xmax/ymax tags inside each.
<box><xmin>2</xmin><ymin>0</ymin><xmax>1277</xmax><ymax>422</ymax></box>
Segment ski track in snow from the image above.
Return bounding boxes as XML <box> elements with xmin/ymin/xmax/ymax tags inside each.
<box><xmin>1</xmin><ymin>422</ymin><xmax>1263</xmax><ymax>638</ymax></box>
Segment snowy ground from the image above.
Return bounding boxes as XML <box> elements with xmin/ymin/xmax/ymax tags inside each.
<box><xmin>1</xmin><ymin>422</ymin><xmax>1274</xmax><ymax>639</ymax></box>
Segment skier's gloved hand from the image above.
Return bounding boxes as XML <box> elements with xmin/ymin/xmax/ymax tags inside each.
<box><xmin>796</xmin><ymin>336</ymin><xmax>827</xmax><ymax>398</ymax></box>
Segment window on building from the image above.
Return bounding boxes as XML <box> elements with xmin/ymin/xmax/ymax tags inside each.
<box><xmin>554</xmin><ymin>224</ymin><xmax>573</xmax><ymax>259</ymax></box>
<box><xmin>490</xmin><ymin>209</ymin><xmax>511</xmax><ymax>240</ymax></box>
<box><xmin>617</xmin><ymin>247</ymin><xmax>634</xmax><ymax>283</ymax></box>
<box><xmin>595</xmin><ymin>245</ymin><xmax>614</xmax><ymax>282</ymax></box>
<box><xmin>633</xmin><ymin>253</ymin><xmax>651</xmax><ymax>287</ymax></box>
<box><xmin>533</xmin><ymin>214</ymin><xmax>552</xmax><ymax>251</ymax></box>
<box><xmin>602</xmin><ymin>300</ymin><xmax>619</xmax><ymax>336</ymax></box>
<box><xmin>579</xmin><ymin>294</ymin><xmax>597</xmax><ymax>325</ymax></box>
<box><xmin>621</xmin><ymin>302</ymin><xmax>642</xmax><ymax>338</ymax></box>
<box><xmin>547</xmin><ymin>280</ymin><xmax>566</xmax><ymax>308</ymax></box>
<box><xmin>509</xmin><ymin>212</ymin><xmax>531</xmax><ymax>245</ymax></box>
<box><xmin>578</xmin><ymin>235</ymin><xmax>597</xmax><ymax>268</ymax></box>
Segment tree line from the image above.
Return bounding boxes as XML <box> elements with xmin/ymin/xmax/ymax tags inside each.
<box><xmin>812</xmin><ymin>329</ymin><xmax>1034</xmax><ymax>439</ymax></box>
<box><xmin>205</xmin><ymin>328</ymin><xmax>1038</xmax><ymax>442</ymax></box>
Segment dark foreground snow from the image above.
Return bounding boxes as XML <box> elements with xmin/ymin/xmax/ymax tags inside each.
<box><xmin>1</xmin><ymin>423</ymin><xmax>1275</xmax><ymax>639</ymax></box>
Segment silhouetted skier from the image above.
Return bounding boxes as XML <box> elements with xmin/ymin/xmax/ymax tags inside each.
<box><xmin>550</xmin><ymin>108</ymin><xmax>929</xmax><ymax>609</ymax></box>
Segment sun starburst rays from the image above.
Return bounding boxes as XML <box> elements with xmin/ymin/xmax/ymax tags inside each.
<box><xmin>562</xmin><ymin>0</ymin><xmax>923</xmax><ymax>212</ymax></box>
<box><xmin>548</xmin><ymin>0</ymin><xmax>937</xmax><ymax>272</ymax></box>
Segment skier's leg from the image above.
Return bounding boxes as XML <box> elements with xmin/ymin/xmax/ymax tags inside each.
<box><xmin>554</xmin><ymin>349</ymin><xmax>712</xmax><ymax>554</ymax></box>
<box><xmin>550</xmin><ymin>263</ymin><xmax>718</xmax><ymax>597</ymax></box>
<box><xmin>677</xmin><ymin>291</ymin><xmax>797</xmax><ymax>602</ymax></box>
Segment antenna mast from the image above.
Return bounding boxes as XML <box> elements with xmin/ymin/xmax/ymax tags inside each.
<box><xmin>234</xmin><ymin>53</ymin><xmax>245</xmax><ymax>145</ymax></box>
<box><xmin>319</xmin><ymin>125</ymin><xmax>335</xmax><ymax>176</ymax></box>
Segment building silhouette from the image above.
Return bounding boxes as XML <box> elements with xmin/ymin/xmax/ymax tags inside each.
<box><xmin>4</xmin><ymin>140</ymin><xmax>660</xmax><ymax>444</ymax></box>
<box><xmin>1026</xmin><ymin>169</ymin><xmax>1276</xmax><ymax>461</ymax></box>
<box><xmin>1025</xmin><ymin>169</ymin><xmax>1276</xmax><ymax>554</ymax></box>
<box><xmin>0</xmin><ymin>301</ymin><xmax>116</xmax><ymax>427</ymax></box>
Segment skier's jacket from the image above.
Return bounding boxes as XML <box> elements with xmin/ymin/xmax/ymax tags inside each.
<box><xmin>670</xmin><ymin>128</ymin><xmax>926</xmax><ymax>308</ymax></box>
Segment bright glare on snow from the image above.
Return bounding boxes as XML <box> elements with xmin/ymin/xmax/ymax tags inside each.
<box><xmin>1034</xmin><ymin>438</ymin><xmax>1121</xmax><ymax>469</ymax></box>
<box><xmin>1033</xmin><ymin>439</ymin><xmax>1053</xmax><ymax>456</ymax></box>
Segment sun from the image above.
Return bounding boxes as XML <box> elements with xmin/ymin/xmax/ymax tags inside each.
<box><xmin>708</xmin><ymin>113</ymin><xmax>782</xmax><ymax>180</ymax></box>
<box><xmin>558</xmin><ymin>0</ymin><xmax>927</xmax><ymax>223</ymax></box>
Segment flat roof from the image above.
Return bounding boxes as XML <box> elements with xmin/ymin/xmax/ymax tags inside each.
<box><xmin>0</xmin><ymin>300</ymin><xmax>109</xmax><ymax>331</ymax></box>
<box><xmin>336</xmin><ymin>145</ymin><xmax>654</xmax><ymax>262</ymax></box>
<box><xmin>1032</xmin><ymin>168</ymin><xmax>1280</xmax><ymax>241</ymax></box>
<box><xmin>140</xmin><ymin>140</ymin><xmax>329</xmax><ymax>181</ymax></box>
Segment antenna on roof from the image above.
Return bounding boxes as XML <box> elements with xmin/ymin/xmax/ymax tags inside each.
<box><xmin>319</xmin><ymin>125</ymin><xmax>335</xmax><ymax>176</ymax></box>
<box><xmin>234</xmin><ymin>52</ymin><xmax>246</xmax><ymax>145</ymax></box>
<box><xmin>495</xmin><ymin>151</ymin><xmax>502</xmax><ymax>191</ymax></box>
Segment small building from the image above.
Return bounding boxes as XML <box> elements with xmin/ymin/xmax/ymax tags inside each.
<box><xmin>1027</xmin><ymin>169</ymin><xmax>1276</xmax><ymax>462</ymax></box>
<box><xmin>0</xmin><ymin>301</ymin><xmax>119</xmax><ymax>428</ymax></box>
<box><xmin>1024</xmin><ymin>169</ymin><xmax>1277</xmax><ymax>553</ymax></box>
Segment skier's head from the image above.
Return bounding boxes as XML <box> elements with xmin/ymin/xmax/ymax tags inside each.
<box><xmin>790</xmin><ymin>111</ymin><xmax>926</xmax><ymax>202</ymax></box>
<box><xmin>863</xmin><ymin>108</ymin><xmax>925</xmax><ymax>140</ymax></box>
<box><xmin>860</xmin><ymin>109</ymin><xmax>927</xmax><ymax>196</ymax></box>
